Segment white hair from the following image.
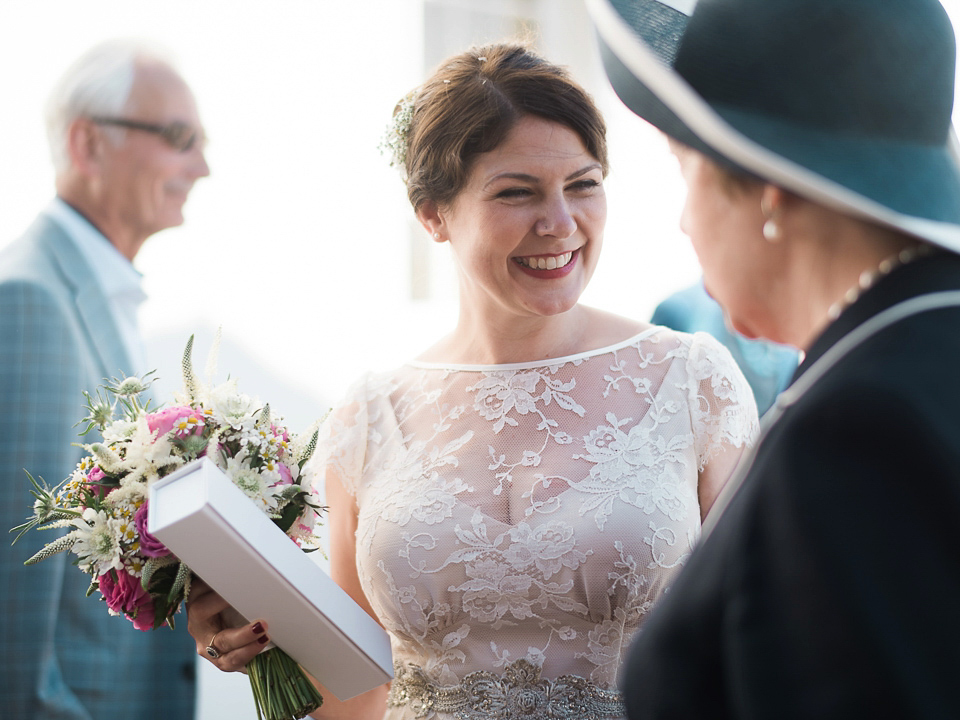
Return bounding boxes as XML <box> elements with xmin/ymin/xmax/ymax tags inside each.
<box><xmin>45</xmin><ymin>39</ymin><xmax>176</xmax><ymax>174</ymax></box>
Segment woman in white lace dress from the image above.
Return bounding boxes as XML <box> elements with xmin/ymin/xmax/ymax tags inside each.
<box><xmin>188</xmin><ymin>42</ymin><xmax>758</xmax><ymax>719</ymax></box>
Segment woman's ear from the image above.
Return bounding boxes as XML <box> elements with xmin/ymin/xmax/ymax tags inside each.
<box><xmin>760</xmin><ymin>184</ymin><xmax>785</xmax><ymax>217</ymax></box>
<box><xmin>416</xmin><ymin>200</ymin><xmax>447</xmax><ymax>243</ymax></box>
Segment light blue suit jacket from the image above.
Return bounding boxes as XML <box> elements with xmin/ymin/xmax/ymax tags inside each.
<box><xmin>0</xmin><ymin>214</ymin><xmax>196</xmax><ymax>719</ymax></box>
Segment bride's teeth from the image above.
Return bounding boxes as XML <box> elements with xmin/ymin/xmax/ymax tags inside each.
<box><xmin>520</xmin><ymin>251</ymin><xmax>574</xmax><ymax>269</ymax></box>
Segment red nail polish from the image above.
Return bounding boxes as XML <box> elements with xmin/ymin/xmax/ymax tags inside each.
<box><xmin>252</xmin><ymin>622</ymin><xmax>264</xmax><ymax>635</ymax></box>
<box><xmin>257</xmin><ymin>634</ymin><xmax>270</xmax><ymax>645</ymax></box>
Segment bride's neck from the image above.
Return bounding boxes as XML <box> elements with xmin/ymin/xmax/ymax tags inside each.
<box><xmin>419</xmin><ymin>305</ymin><xmax>593</xmax><ymax>365</ymax></box>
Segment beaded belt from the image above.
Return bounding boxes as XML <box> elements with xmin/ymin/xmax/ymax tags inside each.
<box><xmin>387</xmin><ymin>659</ymin><xmax>626</xmax><ymax>719</ymax></box>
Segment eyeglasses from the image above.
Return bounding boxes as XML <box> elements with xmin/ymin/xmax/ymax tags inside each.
<box><xmin>90</xmin><ymin>116</ymin><xmax>204</xmax><ymax>153</ymax></box>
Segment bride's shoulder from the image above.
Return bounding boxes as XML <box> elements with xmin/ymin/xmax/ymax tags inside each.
<box><xmin>578</xmin><ymin>306</ymin><xmax>651</xmax><ymax>346</ymax></box>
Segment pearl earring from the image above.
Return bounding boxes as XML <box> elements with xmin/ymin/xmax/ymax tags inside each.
<box><xmin>760</xmin><ymin>196</ymin><xmax>782</xmax><ymax>243</ymax></box>
<box><xmin>433</xmin><ymin>232</ymin><xmax>440</xmax><ymax>240</ymax></box>
<box><xmin>762</xmin><ymin>218</ymin><xmax>781</xmax><ymax>242</ymax></box>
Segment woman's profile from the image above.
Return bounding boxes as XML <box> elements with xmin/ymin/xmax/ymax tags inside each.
<box><xmin>589</xmin><ymin>0</ymin><xmax>960</xmax><ymax>716</ymax></box>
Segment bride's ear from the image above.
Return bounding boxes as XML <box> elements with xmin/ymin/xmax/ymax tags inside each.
<box><xmin>416</xmin><ymin>200</ymin><xmax>447</xmax><ymax>243</ymax></box>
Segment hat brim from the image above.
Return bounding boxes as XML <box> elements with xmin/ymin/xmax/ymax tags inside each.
<box><xmin>589</xmin><ymin>0</ymin><xmax>960</xmax><ymax>253</ymax></box>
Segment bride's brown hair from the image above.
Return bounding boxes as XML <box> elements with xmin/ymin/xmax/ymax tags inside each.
<box><xmin>403</xmin><ymin>41</ymin><xmax>608</xmax><ymax>212</ymax></box>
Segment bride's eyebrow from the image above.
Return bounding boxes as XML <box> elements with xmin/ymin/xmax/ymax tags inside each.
<box><xmin>565</xmin><ymin>164</ymin><xmax>602</xmax><ymax>180</ymax></box>
<box><xmin>484</xmin><ymin>164</ymin><xmax>602</xmax><ymax>188</ymax></box>
<box><xmin>485</xmin><ymin>172</ymin><xmax>538</xmax><ymax>187</ymax></box>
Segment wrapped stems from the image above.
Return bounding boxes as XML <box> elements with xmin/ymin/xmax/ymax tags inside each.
<box><xmin>247</xmin><ymin>647</ymin><xmax>323</xmax><ymax>720</ymax></box>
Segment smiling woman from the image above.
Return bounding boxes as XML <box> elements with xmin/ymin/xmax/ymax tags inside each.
<box><xmin>401</xmin><ymin>42</ymin><xmax>616</xmax><ymax>363</ymax></box>
<box><xmin>419</xmin><ymin>116</ymin><xmax>609</xmax><ymax>359</ymax></box>
<box><xmin>182</xmin><ymin>41</ymin><xmax>759</xmax><ymax>720</ymax></box>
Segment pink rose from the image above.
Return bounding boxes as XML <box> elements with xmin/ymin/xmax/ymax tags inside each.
<box><xmin>134</xmin><ymin>502</ymin><xmax>171</xmax><ymax>558</ymax></box>
<box><xmin>147</xmin><ymin>406</ymin><xmax>205</xmax><ymax>438</ymax></box>
<box><xmin>86</xmin><ymin>466</ymin><xmax>114</xmax><ymax>498</ymax></box>
<box><xmin>99</xmin><ymin>569</ymin><xmax>156</xmax><ymax>632</ymax></box>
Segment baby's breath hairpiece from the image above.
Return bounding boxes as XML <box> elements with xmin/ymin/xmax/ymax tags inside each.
<box><xmin>378</xmin><ymin>88</ymin><xmax>418</xmax><ymax>173</ymax></box>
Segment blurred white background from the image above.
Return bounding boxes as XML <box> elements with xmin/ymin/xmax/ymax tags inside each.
<box><xmin>2</xmin><ymin>1</ymin><xmax>959</xmax><ymax>717</ymax></box>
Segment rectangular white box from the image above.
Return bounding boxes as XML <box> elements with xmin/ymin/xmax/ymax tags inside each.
<box><xmin>148</xmin><ymin>457</ymin><xmax>393</xmax><ymax>700</ymax></box>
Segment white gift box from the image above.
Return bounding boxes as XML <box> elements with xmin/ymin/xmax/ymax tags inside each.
<box><xmin>148</xmin><ymin>457</ymin><xmax>393</xmax><ymax>700</ymax></box>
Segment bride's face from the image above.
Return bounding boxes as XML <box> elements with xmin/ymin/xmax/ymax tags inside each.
<box><xmin>434</xmin><ymin>115</ymin><xmax>607</xmax><ymax>324</ymax></box>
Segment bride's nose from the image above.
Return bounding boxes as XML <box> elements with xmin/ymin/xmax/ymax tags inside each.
<box><xmin>534</xmin><ymin>195</ymin><xmax>576</xmax><ymax>238</ymax></box>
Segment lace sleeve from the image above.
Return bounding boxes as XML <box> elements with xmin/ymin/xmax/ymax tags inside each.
<box><xmin>685</xmin><ymin>332</ymin><xmax>760</xmax><ymax>470</ymax></box>
<box><xmin>306</xmin><ymin>374</ymin><xmax>372</xmax><ymax>498</ymax></box>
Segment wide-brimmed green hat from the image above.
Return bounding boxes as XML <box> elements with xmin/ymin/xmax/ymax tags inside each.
<box><xmin>589</xmin><ymin>0</ymin><xmax>960</xmax><ymax>253</ymax></box>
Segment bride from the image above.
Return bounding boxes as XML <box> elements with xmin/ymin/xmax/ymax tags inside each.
<box><xmin>187</xmin><ymin>41</ymin><xmax>758</xmax><ymax>719</ymax></box>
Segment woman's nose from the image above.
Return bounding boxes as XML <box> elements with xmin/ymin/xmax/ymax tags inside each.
<box><xmin>535</xmin><ymin>195</ymin><xmax>577</xmax><ymax>238</ymax></box>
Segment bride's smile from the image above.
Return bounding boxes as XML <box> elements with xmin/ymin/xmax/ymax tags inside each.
<box><xmin>514</xmin><ymin>249</ymin><xmax>577</xmax><ymax>273</ymax></box>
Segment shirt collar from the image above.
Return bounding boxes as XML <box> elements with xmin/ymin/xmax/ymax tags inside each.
<box><xmin>42</xmin><ymin>197</ymin><xmax>147</xmax><ymax>305</ymax></box>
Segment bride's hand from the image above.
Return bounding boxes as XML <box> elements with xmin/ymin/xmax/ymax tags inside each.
<box><xmin>186</xmin><ymin>578</ymin><xmax>269</xmax><ymax>673</ymax></box>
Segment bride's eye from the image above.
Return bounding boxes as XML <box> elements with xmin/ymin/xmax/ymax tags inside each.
<box><xmin>495</xmin><ymin>187</ymin><xmax>534</xmax><ymax>199</ymax></box>
<box><xmin>567</xmin><ymin>179</ymin><xmax>601</xmax><ymax>192</ymax></box>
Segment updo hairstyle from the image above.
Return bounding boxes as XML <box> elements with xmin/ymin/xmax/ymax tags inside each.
<box><xmin>402</xmin><ymin>41</ymin><xmax>608</xmax><ymax>213</ymax></box>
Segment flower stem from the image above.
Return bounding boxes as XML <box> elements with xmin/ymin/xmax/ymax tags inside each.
<box><xmin>247</xmin><ymin>647</ymin><xmax>323</xmax><ymax>720</ymax></box>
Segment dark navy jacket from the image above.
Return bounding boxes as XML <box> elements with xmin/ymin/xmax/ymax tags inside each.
<box><xmin>623</xmin><ymin>252</ymin><xmax>960</xmax><ymax>719</ymax></box>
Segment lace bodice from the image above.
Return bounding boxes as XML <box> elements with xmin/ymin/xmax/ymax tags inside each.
<box><xmin>312</xmin><ymin>328</ymin><xmax>758</xmax><ymax>719</ymax></box>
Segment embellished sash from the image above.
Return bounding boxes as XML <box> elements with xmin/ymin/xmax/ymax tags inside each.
<box><xmin>387</xmin><ymin>659</ymin><xmax>626</xmax><ymax>719</ymax></box>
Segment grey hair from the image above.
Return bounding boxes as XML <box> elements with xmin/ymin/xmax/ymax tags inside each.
<box><xmin>45</xmin><ymin>39</ymin><xmax>175</xmax><ymax>173</ymax></box>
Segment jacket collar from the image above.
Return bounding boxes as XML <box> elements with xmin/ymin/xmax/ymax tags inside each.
<box><xmin>795</xmin><ymin>250</ymin><xmax>960</xmax><ymax>383</ymax></box>
<box><xmin>32</xmin><ymin>215</ymin><xmax>134</xmax><ymax>381</ymax></box>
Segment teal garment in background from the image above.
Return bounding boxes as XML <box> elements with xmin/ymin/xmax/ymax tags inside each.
<box><xmin>652</xmin><ymin>281</ymin><xmax>799</xmax><ymax>415</ymax></box>
<box><xmin>0</xmin><ymin>215</ymin><xmax>196</xmax><ymax>720</ymax></box>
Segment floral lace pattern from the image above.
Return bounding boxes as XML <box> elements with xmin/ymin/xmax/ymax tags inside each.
<box><xmin>313</xmin><ymin>329</ymin><xmax>758</xmax><ymax>718</ymax></box>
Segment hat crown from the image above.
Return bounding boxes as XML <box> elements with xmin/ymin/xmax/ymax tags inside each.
<box><xmin>675</xmin><ymin>0</ymin><xmax>956</xmax><ymax>144</ymax></box>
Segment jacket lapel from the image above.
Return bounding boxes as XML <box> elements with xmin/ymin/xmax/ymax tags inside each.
<box><xmin>35</xmin><ymin>217</ymin><xmax>133</xmax><ymax>381</ymax></box>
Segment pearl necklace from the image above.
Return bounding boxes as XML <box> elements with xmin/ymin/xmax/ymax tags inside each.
<box><xmin>826</xmin><ymin>244</ymin><xmax>934</xmax><ymax>321</ymax></box>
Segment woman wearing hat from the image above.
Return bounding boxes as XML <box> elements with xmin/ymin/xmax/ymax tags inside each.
<box><xmin>589</xmin><ymin>0</ymin><xmax>960</xmax><ymax>716</ymax></box>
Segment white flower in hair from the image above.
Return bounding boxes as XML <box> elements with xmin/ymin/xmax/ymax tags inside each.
<box><xmin>378</xmin><ymin>88</ymin><xmax>417</xmax><ymax>173</ymax></box>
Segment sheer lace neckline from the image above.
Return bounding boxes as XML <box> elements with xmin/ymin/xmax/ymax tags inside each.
<box><xmin>408</xmin><ymin>326</ymin><xmax>663</xmax><ymax>372</ymax></box>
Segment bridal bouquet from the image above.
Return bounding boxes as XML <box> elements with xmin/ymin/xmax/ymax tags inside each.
<box><xmin>11</xmin><ymin>335</ymin><xmax>326</xmax><ymax>720</ymax></box>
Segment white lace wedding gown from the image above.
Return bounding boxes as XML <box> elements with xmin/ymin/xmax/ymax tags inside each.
<box><xmin>313</xmin><ymin>327</ymin><xmax>758</xmax><ymax>719</ymax></box>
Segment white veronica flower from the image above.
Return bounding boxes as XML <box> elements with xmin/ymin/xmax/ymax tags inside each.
<box><xmin>71</xmin><ymin>508</ymin><xmax>123</xmax><ymax>575</ymax></box>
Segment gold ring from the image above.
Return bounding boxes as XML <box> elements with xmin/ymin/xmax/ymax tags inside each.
<box><xmin>205</xmin><ymin>630</ymin><xmax>225</xmax><ymax>659</ymax></box>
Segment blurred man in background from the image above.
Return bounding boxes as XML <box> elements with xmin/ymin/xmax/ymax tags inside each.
<box><xmin>0</xmin><ymin>40</ymin><xmax>209</xmax><ymax>718</ymax></box>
